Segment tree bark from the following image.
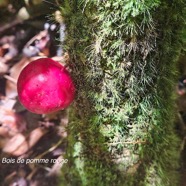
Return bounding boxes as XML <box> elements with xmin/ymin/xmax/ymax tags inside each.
<box><xmin>60</xmin><ymin>1</ymin><xmax>186</xmax><ymax>185</ymax></box>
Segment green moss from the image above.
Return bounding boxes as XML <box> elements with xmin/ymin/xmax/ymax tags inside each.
<box><xmin>60</xmin><ymin>0</ymin><xmax>186</xmax><ymax>185</ymax></box>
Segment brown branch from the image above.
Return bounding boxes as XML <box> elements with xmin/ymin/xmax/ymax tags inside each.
<box><xmin>0</xmin><ymin>19</ymin><xmax>22</xmax><ymax>34</ymax></box>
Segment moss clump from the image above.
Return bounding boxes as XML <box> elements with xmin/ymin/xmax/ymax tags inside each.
<box><xmin>60</xmin><ymin>0</ymin><xmax>186</xmax><ymax>185</ymax></box>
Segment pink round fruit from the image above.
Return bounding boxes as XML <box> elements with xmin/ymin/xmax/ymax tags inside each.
<box><xmin>17</xmin><ymin>58</ymin><xmax>75</xmax><ymax>114</ymax></box>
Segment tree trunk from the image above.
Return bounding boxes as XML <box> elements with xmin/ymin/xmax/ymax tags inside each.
<box><xmin>60</xmin><ymin>1</ymin><xmax>186</xmax><ymax>185</ymax></box>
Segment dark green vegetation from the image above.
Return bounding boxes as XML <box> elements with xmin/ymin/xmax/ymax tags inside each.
<box><xmin>60</xmin><ymin>1</ymin><xmax>186</xmax><ymax>185</ymax></box>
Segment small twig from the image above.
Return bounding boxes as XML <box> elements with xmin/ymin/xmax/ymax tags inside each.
<box><xmin>55</xmin><ymin>0</ymin><xmax>60</xmax><ymax>5</ymax></box>
<box><xmin>0</xmin><ymin>19</ymin><xmax>22</xmax><ymax>34</ymax></box>
<box><xmin>34</xmin><ymin>138</ymin><xmax>63</xmax><ymax>159</ymax></box>
<box><xmin>4</xmin><ymin>171</ymin><xmax>17</xmax><ymax>183</ymax></box>
<box><xmin>26</xmin><ymin>139</ymin><xmax>64</xmax><ymax>172</ymax></box>
<box><xmin>105</xmin><ymin>140</ymin><xmax>147</xmax><ymax>145</ymax></box>
<box><xmin>180</xmin><ymin>136</ymin><xmax>186</xmax><ymax>151</ymax></box>
<box><xmin>42</xmin><ymin>0</ymin><xmax>58</xmax><ymax>7</ymax></box>
<box><xmin>3</xmin><ymin>75</ymin><xmax>17</xmax><ymax>84</ymax></box>
<box><xmin>178</xmin><ymin>113</ymin><xmax>186</xmax><ymax>131</ymax></box>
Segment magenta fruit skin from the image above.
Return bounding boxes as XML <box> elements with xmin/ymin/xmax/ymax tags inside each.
<box><xmin>17</xmin><ymin>58</ymin><xmax>75</xmax><ymax>114</ymax></box>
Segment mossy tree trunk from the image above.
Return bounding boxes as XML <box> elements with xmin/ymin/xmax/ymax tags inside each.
<box><xmin>60</xmin><ymin>1</ymin><xmax>186</xmax><ymax>186</ymax></box>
